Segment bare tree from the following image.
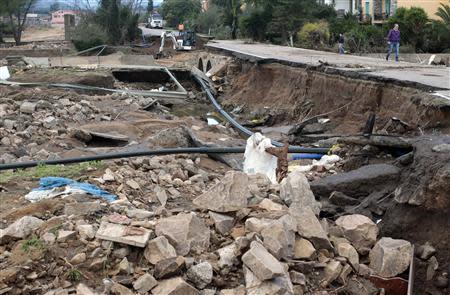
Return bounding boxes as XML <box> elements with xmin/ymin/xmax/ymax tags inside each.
<box><xmin>0</xmin><ymin>0</ymin><xmax>37</xmax><ymax>45</ymax></box>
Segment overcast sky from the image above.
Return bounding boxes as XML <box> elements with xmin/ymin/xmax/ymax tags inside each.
<box><xmin>35</xmin><ymin>0</ymin><xmax>164</xmax><ymax>9</ymax></box>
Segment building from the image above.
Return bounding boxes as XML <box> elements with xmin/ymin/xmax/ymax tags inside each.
<box><xmin>326</xmin><ymin>0</ymin><xmax>448</xmax><ymax>23</ymax></box>
<box><xmin>51</xmin><ymin>10</ymin><xmax>79</xmax><ymax>26</ymax></box>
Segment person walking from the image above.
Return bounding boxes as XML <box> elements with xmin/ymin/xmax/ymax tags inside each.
<box><xmin>386</xmin><ymin>24</ymin><xmax>400</xmax><ymax>62</ymax></box>
<box><xmin>338</xmin><ymin>33</ymin><xmax>345</xmax><ymax>54</ymax></box>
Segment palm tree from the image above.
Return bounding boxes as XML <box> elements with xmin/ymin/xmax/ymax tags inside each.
<box><xmin>436</xmin><ymin>1</ymin><xmax>450</xmax><ymax>25</ymax></box>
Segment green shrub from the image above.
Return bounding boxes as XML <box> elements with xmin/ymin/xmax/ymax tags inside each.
<box><xmin>297</xmin><ymin>21</ymin><xmax>330</xmax><ymax>49</ymax></box>
<box><xmin>72</xmin><ymin>18</ymin><xmax>108</xmax><ymax>51</ymax></box>
<box><xmin>239</xmin><ymin>6</ymin><xmax>271</xmax><ymax>41</ymax></box>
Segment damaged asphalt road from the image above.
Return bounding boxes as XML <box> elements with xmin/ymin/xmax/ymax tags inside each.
<box><xmin>0</xmin><ymin>49</ymin><xmax>449</xmax><ymax>295</ymax></box>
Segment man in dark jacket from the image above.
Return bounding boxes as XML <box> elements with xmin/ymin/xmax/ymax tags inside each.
<box><xmin>386</xmin><ymin>24</ymin><xmax>400</xmax><ymax>62</ymax></box>
<box><xmin>338</xmin><ymin>33</ymin><xmax>345</xmax><ymax>54</ymax></box>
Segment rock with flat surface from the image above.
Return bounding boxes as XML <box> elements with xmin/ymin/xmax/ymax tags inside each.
<box><xmin>310</xmin><ymin>164</ymin><xmax>400</xmax><ymax>198</ymax></box>
<box><xmin>70</xmin><ymin>253</ymin><xmax>86</xmax><ymax>265</ymax></box>
<box><xmin>337</xmin><ymin>242</ymin><xmax>359</xmax><ymax>267</ymax></box>
<box><xmin>321</xmin><ymin>260</ymin><xmax>343</xmax><ymax>287</ymax></box>
<box><xmin>152</xmin><ymin>277</ymin><xmax>199</xmax><ymax>295</ymax></box>
<box><xmin>242</xmin><ymin>241</ymin><xmax>285</xmax><ymax>281</ymax></box>
<box><xmin>193</xmin><ymin>171</ymin><xmax>250</xmax><ymax>212</ymax></box>
<box><xmin>0</xmin><ymin>216</ymin><xmax>44</xmax><ymax>243</ymax></box>
<box><xmin>280</xmin><ymin>170</ymin><xmax>321</xmax><ymax>214</ymax></box>
<box><xmin>111</xmin><ymin>283</ymin><xmax>134</xmax><ymax>295</ymax></box>
<box><xmin>154</xmin><ymin>256</ymin><xmax>185</xmax><ymax>279</ymax></box>
<box><xmin>96</xmin><ymin>221</ymin><xmax>151</xmax><ymax>248</ymax></box>
<box><xmin>133</xmin><ymin>273</ymin><xmax>157</xmax><ymax>294</ymax></box>
<box><xmin>417</xmin><ymin>242</ymin><xmax>436</xmax><ymax>260</ymax></box>
<box><xmin>76</xmin><ymin>283</ymin><xmax>98</xmax><ymax>295</ymax></box>
<box><xmin>244</xmin><ymin>266</ymin><xmax>294</xmax><ymax>295</ymax></box>
<box><xmin>126</xmin><ymin>208</ymin><xmax>153</xmax><ymax>219</ymax></box>
<box><xmin>57</xmin><ymin>230</ymin><xmax>76</xmax><ymax>242</ymax></box>
<box><xmin>369</xmin><ymin>237</ymin><xmax>412</xmax><ymax>278</ymax></box>
<box><xmin>187</xmin><ymin>262</ymin><xmax>213</xmax><ymax>289</ymax></box>
<box><xmin>258</xmin><ymin>199</ymin><xmax>285</xmax><ymax>212</ymax></box>
<box><xmin>289</xmin><ymin>207</ymin><xmax>332</xmax><ymax>250</ymax></box>
<box><xmin>294</xmin><ymin>237</ymin><xmax>316</xmax><ymax>260</ymax></box>
<box><xmin>209</xmin><ymin>212</ymin><xmax>234</xmax><ymax>235</ymax></box>
<box><xmin>261</xmin><ymin>219</ymin><xmax>295</xmax><ymax>259</ymax></box>
<box><xmin>335</xmin><ymin>214</ymin><xmax>378</xmax><ymax>254</ymax></box>
<box><xmin>245</xmin><ymin>218</ymin><xmax>273</xmax><ymax>233</ymax></box>
<box><xmin>155</xmin><ymin>213</ymin><xmax>210</xmax><ymax>256</ymax></box>
<box><xmin>144</xmin><ymin>236</ymin><xmax>177</xmax><ymax>265</ymax></box>
<box><xmin>20</xmin><ymin>101</ymin><xmax>37</xmax><ymax>114</ymax></box>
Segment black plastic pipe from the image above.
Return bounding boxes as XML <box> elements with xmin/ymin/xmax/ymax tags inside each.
<box><xmin>0</xmin><ymin>146</ymin><xmax>329</xmax><ymax>171</ymax></box>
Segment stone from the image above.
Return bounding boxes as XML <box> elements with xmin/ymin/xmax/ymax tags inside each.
<box><xmin>358</xmin><ymin>264</ymin><xmax>373</xmax><ymax>277</ymax></box>
<box><xmin>110</xmin><ymin>283</ymin><xmax>134</xmax><ymax>295</ymax></box>
<box><xmin>217</xmin><ymin>243</ymin><xmax>238</xmax><ymax>268</ymax></box>
<box><xmin>144</xmin><ymin>236</ymin><xmax>177</xmax><ymax>265</ymax></box>
<box><xmin>57</xmin><ymin>230</ymin><xmax>76</xmax><ymax>242</ymax></box>
<box><xmin>126</xmin><ymin>180</ymin><xmax>140</xmax><ymax>190</ymax></box>
<box><xmin>329</xmin><ymin>191</ymin><xmax>359</xmax><ymax>206</ymax></box>
<box><xmin>245</xmin><ymin>218</ymin><xmax>273</xmax><ymax>233</ymax></box>
<box><xmin>321</xmin><ymin>260</ymin><xmax>343</xmax><ymax>287</ymax></box>
<box><xmin>64</xmin><ymin>201</ymin><xmax>101</xmax><ymax>216</ymax></box>
<box><xmin>155</xmin><ymin>213</ymin><xmax>210</xmax><ymax>256</ymax></box>
<box><xmin>344</xmin><ymin>278</ymin><xmax>378</xmax><ymax>295</ymax></box>
<box><xmin>152</xmin><ymin>277</ymin><xmax>199</xmax><ymax>295</ymax></box>
<box><xmin>133</xmin><ymin>273</ymin><xmax>157</xmax><ymax>294</ymax></box>
<box><xmin>77</xmin><ymin>224</ymin><xmax>96</xmax><ymax>240</ymax></box>
<box><xmin>289</xmin><ymin>206</ymin><xmax>332</xmax><ymax>250</ymax></box>
<box><xmin>76</xmin><ymin>283</ymin><xmax>98</xmax><ymax>295</ymax></box>
<box><xmin>187</xmin><ymin>262</ymin><xmax>213</xmax><ymax>289</ymax></box>
<box><xmin>242</xmin><ymin>241</ymin><xmax>285</xmax><ymax>281</ymax></box>
<box><xmin>289</xmin><ymin>271</ymin><xmax>306</xmax><ymax>285</ymax></box>
<box><xmin>218</xmin><ymin>286</ymin><xmax>246</xmax><ymax>295</ymax></box>
<box><xmin>126</xmin><ymin>208</ymin><xmax>153</xmax><ymax>219</ymax></box>
<box><xmin>417</xmin><ymin>242</ymin><xmax>436</xmax><ymax>260</ymax></box>
<box><xmin>258</xmin><ymin>199</ymin><xmax>284</xmax><ymax>211</ymax></box>
<box><xmin>209</xmin><ymin>211</ymin><xmax>234</xmax><ymax>235</ymax></box>
<box><xmin>337</xmin><ymin>242</ymin><xmax>359</xmax><ymax>267</ymax></box>
<box><xmin>0</xmin><ymin>216</ymin><xmax>44</xmax><ymax>243</ymax></box>
<box><xmin>369</xmin><ymin>237</ymin><xmax>412</xmax><ymax>278</ymax></box>
<box><xmin>426</xmin><ymin>256</ymin><xmax>439</xmax><ymax>281</ymax></box>
<box><xmin>20</xmin><ymin>101</ymin><xmax>37</xmax><ymax>114</ymax></box>
<box><xmin>154</xmin><ymin>256</ymin><xmax>185</xmax><ymax>279</ymax></box>
<box><xmin>96</xmin><ymin>221</ymin><xmax>151</xmax><ymax>248</ymax></box>
<box><xmin>70</xmin><ymin>253</ymin><xmax>86</xmax><ymax>265</ymax></box>
<box><xmin>337</xmin><ymin>264</ymin><xmax>353</xmax><ymax>284</ymax></box>
<box><xmin>102</xmin><ymin>169</ymin><xmax>115</xmax><ymax>182</ymax></box>
<box><xmin>244</xmin><ymin>265</ymin><xmax>294</xmax><ymax>295</ymax></box>
<box><xmin>42</xmin><ymin>232</ymin><xmax>56</xmax><ymax>244</ymax></box>
<box><xmin>261</xmin><ymin>219</ymin><xmax>295</xmax><ymax>259</ymax></box>
<box><xmin>335</xmin><ymin>214</ymin><xmax>378</xmax><ymax>254</ymax></box>
<box><xmin>293</xmin><ymin>238</ymin><xmax>316</xmax><ymax>260</ymax></box>
<box><xmin>434</xmin><ymin>273</ymin><xmax>448</xmax><ymax>288</ymax></box>
<box><xmin>117</xmin><ymin>257</ymin><xmax>132</xmax><ymax>275</ymax></box>
<box><xmin>280</xmin><ymin>170</ymin><xmax>321</xmax><ymax>214</ymax></box>
<box><xmin>113</xmin><ymin>247</ymin><xmax>129</xmax><ymax>259</ymax></box>
<box><xmin>311</xmin><ymin>164</ymin><xmax>400</xmax><ymax>198</ymax></box>
<box><xmin>193</xmin><ymin>171</ymin><xmax>250</xmax><ymax>212</ymax></box>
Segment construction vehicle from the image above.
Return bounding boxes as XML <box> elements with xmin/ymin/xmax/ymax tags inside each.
<box><xmin>156</xmin><ymin>30</ymin><xmax>196</xmax><ymax>58</ymax></box>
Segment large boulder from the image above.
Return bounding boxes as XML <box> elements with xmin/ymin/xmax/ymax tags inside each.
<box><xmin>242</xmin><ymin>241</ymin><xmax>285</xmax><ymax>281</ymax></box>
<box><xmin>289</xmin><ymin>206</ymin><xmax>332</xmax><ymax>250</ymax></box>
<box><xmin>280</xmin><ymin>170</ymin><xmax>321</xmax><ymax>214</ymax></box>
<box><xmin>369</xmin><ymin>237</ymin><xmax>412</xmax><ymax>278</ymax></box>
<box><xmin>193</xmin><ymin>171</ymin><xmax>250</xmax><ymax>212</ymax></box>
<box><xmin>155</xmin><ymin>213</ymin><xmax>210</xmax><ymax>256</ymax></box>
<box><xmin>335</xmin><ymin>214</ymin><xmax>378</xmax><ymax>255</ymax></box>
<box><xmin>0</xmin><ymin>216</ymin><xmax>44</xmax><ymax>244</ymax></box>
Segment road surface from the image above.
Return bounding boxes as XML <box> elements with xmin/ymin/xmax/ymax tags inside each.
<box><xmin>140</xmin><ymin>26</ymin><xmax>180</xmax><ymax>37</ymax></box>
<box><xmin>206</xmin><ymin>40</ymin><xmax>450</xmax><ymax>93</ymax></box>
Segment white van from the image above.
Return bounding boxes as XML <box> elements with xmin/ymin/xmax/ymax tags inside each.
<box><xmin>147</xmin><ymin>14</ymin><xmax>163</xmax><ymax>29</ymax></box>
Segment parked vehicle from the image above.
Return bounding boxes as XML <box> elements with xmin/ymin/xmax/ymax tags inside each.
<box><xmin>146</xmin><ymin>14</ymin><xmax>163</xmax><ymax>29</ymax></box>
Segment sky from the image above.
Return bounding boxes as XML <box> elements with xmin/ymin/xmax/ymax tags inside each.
<box><xmin>34</xmin><ymin>0</ymin><xmax>164</xmax><ymax>10</ymax></box>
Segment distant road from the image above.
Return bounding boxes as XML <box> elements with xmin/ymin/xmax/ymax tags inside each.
<box><xmin>140</xmin><ymin>26</ymin><xmax>180</xmax><ymax>37</ymax></box>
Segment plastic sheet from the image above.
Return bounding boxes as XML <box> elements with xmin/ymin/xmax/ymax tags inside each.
<box><xmin>243</xmin><ymin>133</ymin><xmax>278</xmax><ymax>183</ymax></box>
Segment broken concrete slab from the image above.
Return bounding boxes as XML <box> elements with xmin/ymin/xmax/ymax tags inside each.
<box><xmin>144</xmin><ymin>236</ymin><xmax>177</xmax><ymax>265</ymax></box>
<box><xmin>193</xmin><ymin>171</ymin><xmax>250</xmax><ymax>212</ymax></box>
<box><xmin>369</xmin><ymin>237</ymin><xmax>412</xmax><ymax>278</ymax></box>
<box><xmin>335</xmin><ymin>214</ymin><xmax>378</xmax><ymax>255</ymax></box>
<box><xmin>242</xmin><ymin>241</ymin><xmax>285</xmax><ymax>281</ymax></box>
<box><xmin>155</xmin><ymin>212</ymin><xmax>210</xmax><ymax>256</ymax></box>
<box><xmin>310</xmin><ymin>164</ymin><xmax>400</xmax><ymax>199</ymax></box>
<box><xmin>289</xmin><ymin>206</ymin><xmax>333</xmax><ymax>250</ymax></box>
<box><xmin>280</xmin><ymin>169</ymin><xmax>321</xmax><ymax>214</ymax></box>
<box><xmin>95</xmin><ymin>221</ymin><xmax>151</xmax><ymax>247</ymax></box>
<box><xmin>151</xmin><ymin>277</ymin><xmax>199</xmax><ymax>295</ymax></box>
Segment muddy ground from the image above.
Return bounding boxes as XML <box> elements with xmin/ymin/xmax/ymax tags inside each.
<box><xmin>0</xmin><ymin>47</ymin><xmax>449</xmax><ymax>295</ymax></box>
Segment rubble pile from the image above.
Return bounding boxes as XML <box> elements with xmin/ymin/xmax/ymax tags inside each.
<box><xmin>0</xmin><ymin>158</ymin><xmax>423</xmax><ymax>295</ymax></box>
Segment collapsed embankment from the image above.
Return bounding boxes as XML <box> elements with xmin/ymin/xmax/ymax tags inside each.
<box><xmin>223</xmin><ymin>62</ymin><xmax>450</xmax><ymax>134</ymax></box>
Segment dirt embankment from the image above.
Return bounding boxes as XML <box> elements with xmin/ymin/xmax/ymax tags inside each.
<box><xmin>223</xmin><ymin>63</ymin><xmax>450</xmax><ymax>134</ymax></box>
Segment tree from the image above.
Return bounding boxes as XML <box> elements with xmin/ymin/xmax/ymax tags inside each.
<box><xmin>0</xmin><ymin>0</ymin><xmax>37</xmax><ymax>45</ymax></box>
<box><xmin>147</xmin><ymin>0</ymin><xmax>153</xmax><ymax>13</ymax></box>
<box><xmin>160</xmin><ymin>0</ymin><xmax>202</xmax><ymax>28</ymax></box>
<box><xmin>388</xmin><ymin>7</ymin><xmax>429</xmax><ymax>51</ymax></box>
<box><xmin>212</xmin><ymin>0</ymin><xmax>243</xmax><ymax>39</ymax></box>
<box><xmin>436</xmin><ymin>1</ymin><xmax>450</xmax><ymax>25</ymax></box>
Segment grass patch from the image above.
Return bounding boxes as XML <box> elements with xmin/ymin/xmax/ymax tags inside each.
<box><xmin>67</xmin><ymin>268</ymin><xmax>83</xmax><ymax>281</ymax></box>
<box><xmin>49</xmin><ymin>225</ymin><xmax>63</xmax><ymax>236</ymax></box>
<box><xmin>21</xmin><ymin>236</ymin><xmax>45</xmax><ymax>253</ymax></box>
<box><xmin>0</xmin><ymin>161</ymin><xmax>104</xmax><ymax>184</ymax></box>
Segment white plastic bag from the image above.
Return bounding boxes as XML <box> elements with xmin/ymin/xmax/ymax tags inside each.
<box><xmin>243</xmin><ymin>133</ymin><xmax>278</xmax><ymax>183</ymax></box>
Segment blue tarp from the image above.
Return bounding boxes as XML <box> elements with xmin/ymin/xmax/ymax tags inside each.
<box><xmin>35</xmin><ymin>177</ymin><xmax>117</xmax><ymax>202</ymax></box>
